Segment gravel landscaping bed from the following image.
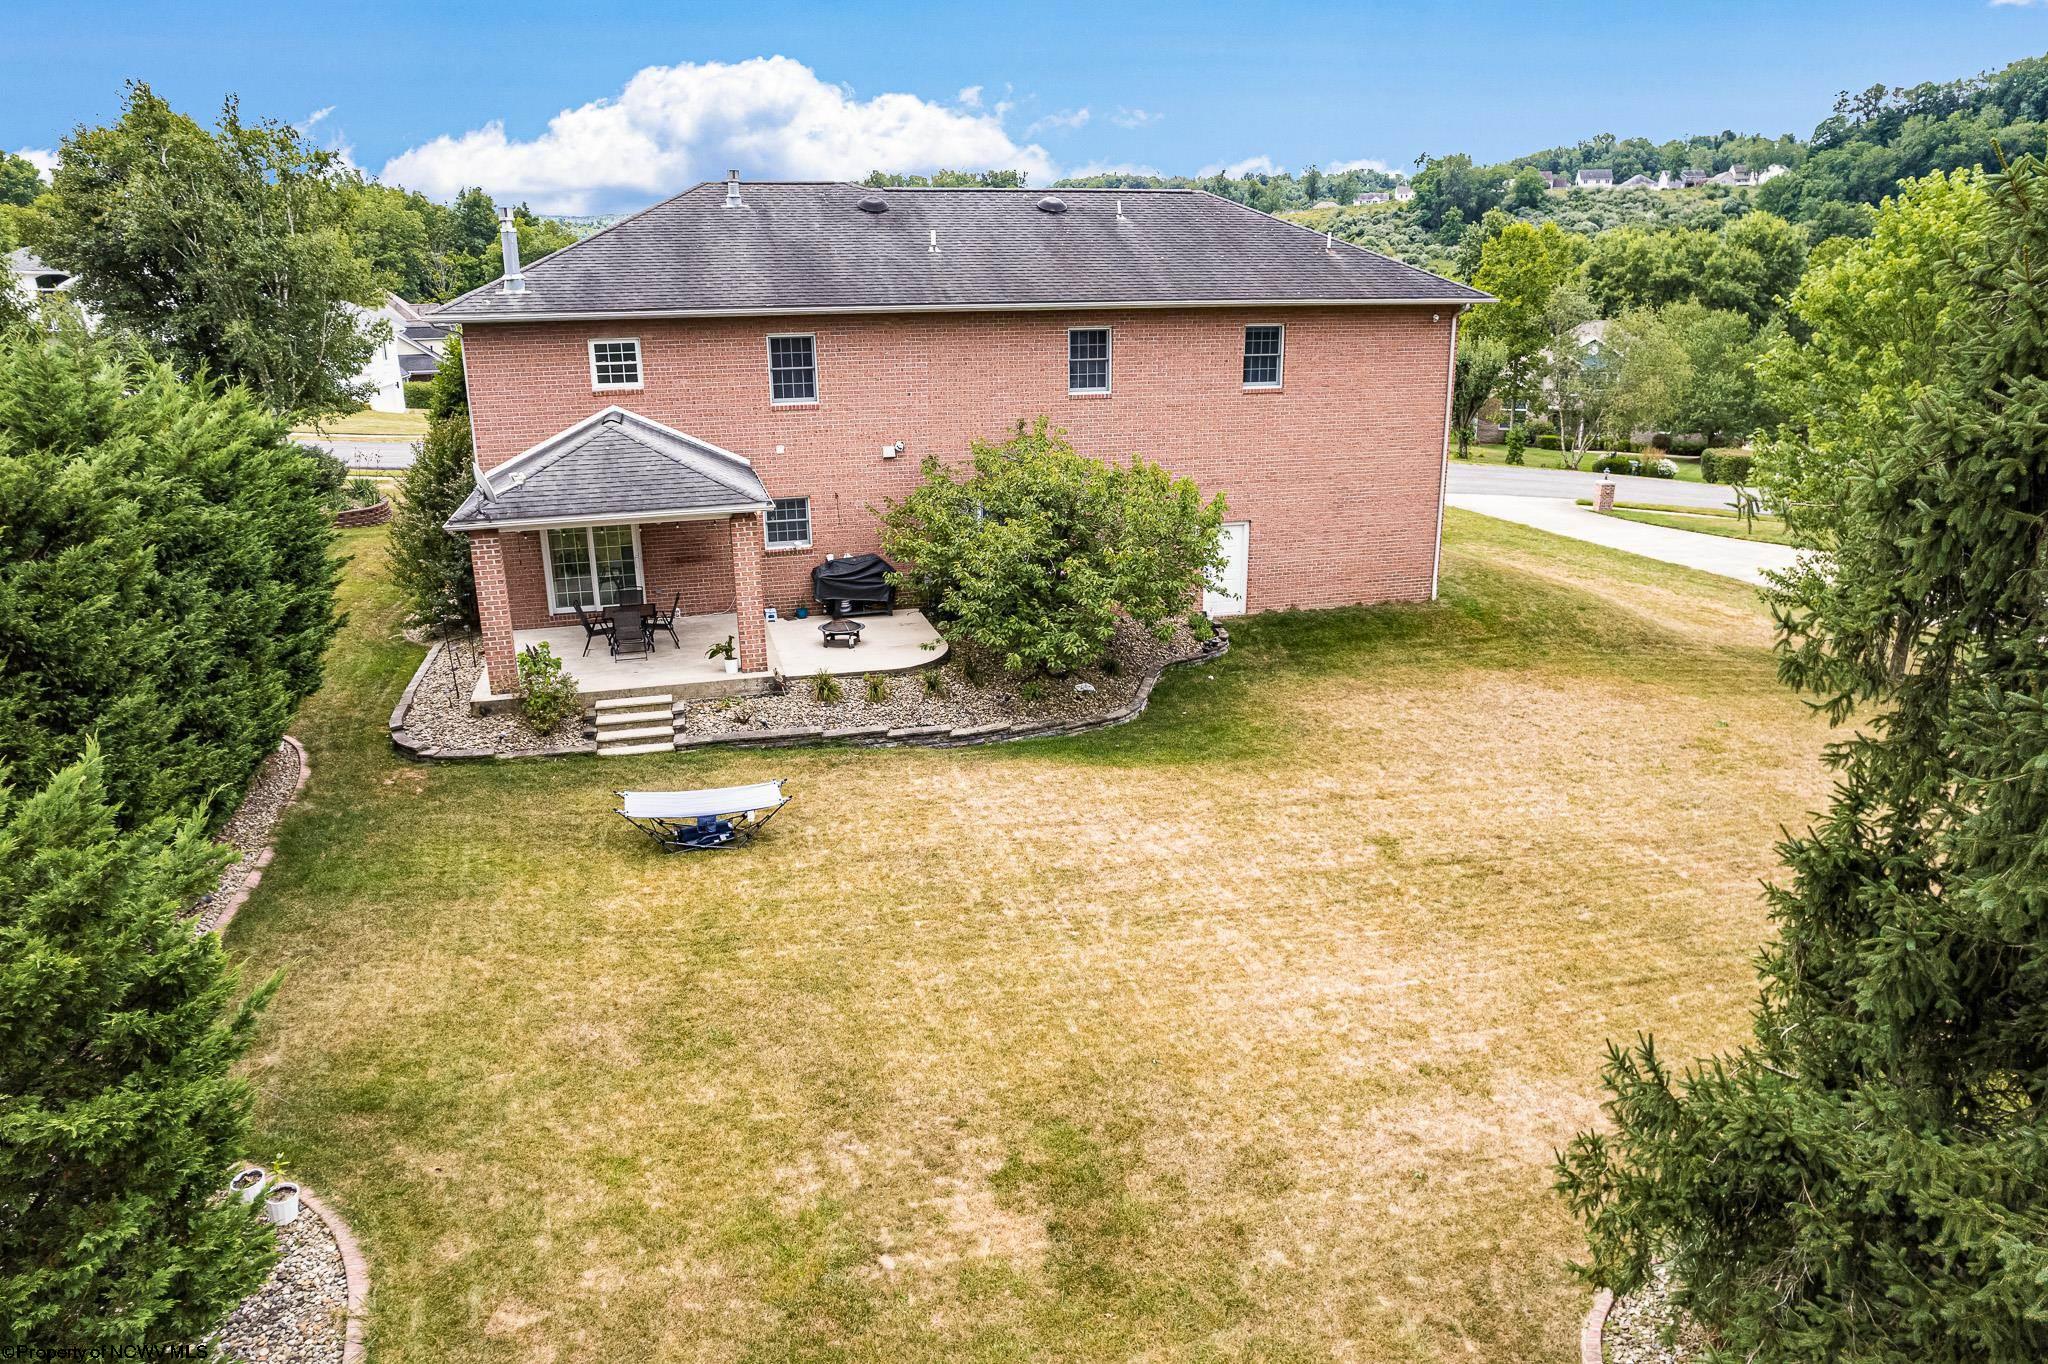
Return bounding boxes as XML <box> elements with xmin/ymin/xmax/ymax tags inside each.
<box><xmin>1603</xmin><ymin>1267</ymin><xmax>1706</xmax><ymax>1363</ymax></box>
<box><xmin>398</xmin><ymin>637</ymin><xmax>586</xmax><ymax>756</ymax></box>
<box><xmin>682</xmin><ymin>618</ymin><xmax>1211</xmax><ymax>737</ymax></box>
<box><xmin>192</xmin><ymin>741</ymin><xmax>303</xmax><ymax>932</ymax></box>
<box><xmin>204</xmin><ymin>1207</ymin><xmax>347</xmax><ymax>1364</ymax></box>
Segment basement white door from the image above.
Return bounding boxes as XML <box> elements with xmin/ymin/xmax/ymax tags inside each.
<box><xmin>1205</xmin><ymin>521</ymin><xmax>1250</xmax><ymax>617</ymax></box>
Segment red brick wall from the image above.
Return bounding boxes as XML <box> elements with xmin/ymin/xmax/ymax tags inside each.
<box><xmin>464</xmin><ymin>305</ymin><xmax>1455</xmax><ymax>616</ymax></box>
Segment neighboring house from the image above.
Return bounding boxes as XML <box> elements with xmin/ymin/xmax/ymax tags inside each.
<box><xmin>354</xmin><ymin>293</ymin><xmax>451</xmax><ymax>412</ymax></box>
<box><xmin>1682</xmin><ymin>170</ymin><xmax>1710</xmax><ymax>188</ymax></box>
<box><xmin>429</xmin><ymin>180</ymin><xmax>1487</xmax><ymax>695</ymax></box>
<box><xmin>6</xmin><ymin>248</ymin><xmax>73</xmax><ymax>305</ymax></box>
<box><xmin>1352</xmin><ymin>191</ymin><xmax>1391</xmax><ymax>205</ymax></box>
<box><xmin>1616</xmin><ymin>173</ymin><xmax>1655</xmax><ymax>190</ymax></box>
<box><xmin>1574</xmin><ymin>168</ymin><xmax>1614</xmax><ymax>189</ymax></box>
<box><xmin>1391</xmin><ymin>184</ymin><xmax>1415</xmax><ymax>202</ymax></box>
<box><xmin>1311</xmin><ymin>198</ymin><xmax>1340</xmax><ymax>210</ymax></box>
<box><xmin>1542</xmin><ymin>172</ymin><xmax>1572</xmax><ymax>190</ymax></box>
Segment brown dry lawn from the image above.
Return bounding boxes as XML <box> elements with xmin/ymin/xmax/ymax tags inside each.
<box><xmin>229</xmin><ymin>510</ymin><xmax>1832</xmax><ymax>1363</ymax></box>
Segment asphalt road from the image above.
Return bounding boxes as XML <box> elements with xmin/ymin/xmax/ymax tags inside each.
<box><xmin>1445</xmin><ymin>462</ymin><xmax>1738</xmax><ymax>509</ymax></box>
<box><xmin>296</xmin><ymin>436</ymin><xmax>420</xmax><ymax>470</ymax></box>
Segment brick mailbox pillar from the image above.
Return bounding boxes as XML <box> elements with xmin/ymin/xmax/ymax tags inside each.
<box><xmin>1594</xmin><ymin>480</ymin><xmax>1617</xmax><ymax>513</ymax></box>
<box><xmin>469</xmin><ymin>530</ymin><xmax>520</xmax><ymax>696</ymax></box>
<box><xmin>728</xmin><ymin>512</ymin><xmax>770</xmax><ymax>673</ymax></box>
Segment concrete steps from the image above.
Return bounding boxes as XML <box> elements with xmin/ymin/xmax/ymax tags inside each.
<box><xmin>593</xmin><ymin>692</ymin><xmax>679</xmax><ymax>756</ymax></box>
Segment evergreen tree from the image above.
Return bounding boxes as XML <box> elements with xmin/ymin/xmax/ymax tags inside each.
<box><xmin>0</xmin><ymin>323</ymin><xmax>340</xmax><ymax>830</ymax></box>
<box><xmin>0</xmin><ymin>743</ymin><xmax>277</xmax><ymax>1348</ymax></box>
<box><xmin>389</xmin><ymin>356</ymin><xmax>479</xmax><ymax>630</ymax></box>
<box><xmin>1557</xmin><ymin>156</ymin><xmax>2048</xmax><ymax>1362</ymax></box>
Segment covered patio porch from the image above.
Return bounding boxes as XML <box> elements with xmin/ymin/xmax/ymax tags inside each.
<box><xmin>477</xmin><ymin>608</ymin><xmax>947</xmax><ymax>707</ymax></box>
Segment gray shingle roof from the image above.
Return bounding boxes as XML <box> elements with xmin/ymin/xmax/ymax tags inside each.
<box><xmin>432</xmin><ymin>183</ymin><xmax>1487</xmax><ymax>322</ymax></box>
<box><xmin>445</xmin><ymin>407</ymin><xmax>771</xmax><ymax>531</ymax></box>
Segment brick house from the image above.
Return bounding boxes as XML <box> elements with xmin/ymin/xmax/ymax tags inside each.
<box><xmin>435</xmin><ymin>177</ymin><xmax>1487</xmax><ymax>696</ymax></box>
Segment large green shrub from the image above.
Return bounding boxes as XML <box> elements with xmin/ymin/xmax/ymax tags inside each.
<box><xmin>1558</xmin><ymin>157</ymin><xmax>2048</xmax><ymax>1362</ymax></box>
<box><xmin>0</xmin><ymin>324</ymin><xmax>340</xmax><ymax>830</ymax></box>
<box><xmin>881</xmin><ymin>419</ymin><xmax>1226</xmax><ymax>676</ymax></box>
<box><xmin>1699</xmin><ymin>449</ymin><xmax>1755</xmax><ymax>484</ymax></box>
<box><xmin>0</xmin><ymin>743</ymin><xmax>278</xmax><ymax>1348</ymax></box>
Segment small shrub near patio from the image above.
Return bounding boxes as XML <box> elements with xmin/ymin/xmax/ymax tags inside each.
<box><xmin>881</xmin><ymin>417</ymin><xmax>1225</xmax><ymax>677</ymax></box>
<box><xmin>1700</xmin><ymin>450</ymin><xmax>1755</xmax><ymax>484</ymax></box>
<box><xmin>864</xmin><ymin>673</ymin><xmax>890</xmax><ymax>703</ymax></box>
<box><xmin>921</xmin><ymin>668</ymin><xmax>946</xmax><ymax>697</ymax></box>
<box><xmin>812</xmin><ymin>670</ymin><xmax>844</xmax><ymax>704</ymax></box>
<box><xmin>516</xmin><ymin>643</ymin><xmax>580</xmax><ymax>732</ymax></box>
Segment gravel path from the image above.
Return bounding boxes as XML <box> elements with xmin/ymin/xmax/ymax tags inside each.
<box><xmin>192</xmin><ymin>742</ymin><xmax>303</xmax><ymax>932</ymax></box>
<box><xmin>1603</xmin><ymin>1267</ymin><xmax>1706</xmax><ymax>1362</ymax></box>
<box><xmin>204</xmin><ymin>1206</ymin><xmax>347</xmax><ymax>1364</ymax></box>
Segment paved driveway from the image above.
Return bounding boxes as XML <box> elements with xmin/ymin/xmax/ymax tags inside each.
<box><xmin>1446</xmin><ymin>462</ymin><xmax>1738</xmax><ymax>509</ymax></box>
<box><xmin>1448</xmin><ymin>493</ymin><xmax>1803</xmax><ymax>584</ymax></box>
<box><xmin>297</xmin><ymin>436</ymin><xmax>419</xmax><ymax>471</ymax></box>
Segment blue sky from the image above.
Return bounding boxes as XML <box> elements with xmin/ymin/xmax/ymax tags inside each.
<box><xmin>6</xmin><ymin>1</ymin><xmax>2046</xmax><ymax>212</ymax></box>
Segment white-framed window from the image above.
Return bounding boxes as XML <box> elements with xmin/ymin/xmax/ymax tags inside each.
<box><xmin>543</xmin><ymin>525</ymin><xmax>643</xmax><ymax>612</ymax></box>
<box><xmin>1243</xmin><ymin>324</ymin><xmax>1284</xmax><ymax>388</ymax></box>
<box><xmin>588</xmin><ymin>337</ymin><xmax>642</xmax><ymax>390</ymax></box>
<box><xmin>767</xmin><ymin>334</ymin><xmax>817</xmax><ymax>404</ymax></box>
<box><xmin>764</xmin><ymin>497</ymin><xmax>812</xmax><ymax>549</ymax></box>
<box><xmin>1068</xmin><ymin>327</ymin><xmax>1111</xmax><ymax>394</ymax></box>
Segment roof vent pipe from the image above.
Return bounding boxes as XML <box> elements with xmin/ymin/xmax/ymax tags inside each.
<box><xmin>724</xmin><ymin>169</ymin><xmax>743</xmax><ymax>207</ymax></box>
<box><xmin>497</xmin><ymin>207</ymin><xmax>524</xmax><ymax>294</ymax></box>
<box><xmin>928</xmin><ymin>229</ymin><xmax>940</xmax><ymax>255</ymax></box>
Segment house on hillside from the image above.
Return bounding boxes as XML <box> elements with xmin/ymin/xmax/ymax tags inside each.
<box><xmin>1352</xmin><ymin>191</ymin><xmax>1391</xmax><ymax>205</ymax></box>
<box><xmin>1574</xmin><ymin>168</ymin><xmax>1614</xmax><ymax>189</ymax></box>
<box><xmin>1681</xmin><ymin>170</ymin><xmax>1710</xmax><ymax>188</ymax></box>
<box><xmin>1392</xmin><ymin>184</ymin><xmax>1415</xmax><ymax>201</ymax></box>
<box><xmin>5</xmin><ymin>248</ymin><xmax>72</xmax><ymax>304</ymax></box>
<box><xmin>354</xmin><ymin>294</ymin><xmax>451</xmax><ymax>412</ymax></box>
<box><xmin>1616</xmin><ymin>174</ymin><xmax>1655</xmax><ymax>190</ymax></box>
<box><xmin>428</xmin><ymin>178</ymin><xmax>1487</xmax><ymax>700</ymax></box>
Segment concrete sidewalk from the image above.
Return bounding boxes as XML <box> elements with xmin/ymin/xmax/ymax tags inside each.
<box><xmin>1446</xmin><ymin>461</ymin><xmax>1738</xmax><ymax>508</ymax></box>
<box><xmin>1448</xmin><ymin>494</ymin><xmax>1804</xmax><ymax>584</ymax></box>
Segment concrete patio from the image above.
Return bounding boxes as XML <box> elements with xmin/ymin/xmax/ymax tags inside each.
<box><xmin>474</xmin><ymin>608</ymin><xmax>947</xmax><ymax>708</ymax></box>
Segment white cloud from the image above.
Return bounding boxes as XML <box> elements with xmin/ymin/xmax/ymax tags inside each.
<box><xmin>300</xmin><ymin>105</ymin><xmax>336</xmax><ymax>132</ymax></box>
<box><xmin>382</xmin><ymin>57</ymin><xmax>1056</xmax><ymax>212</ymax></box>
<box><xmin>1991</xmin><ymin>1</ymin><xmax>2042</xmax><ymax>7</ymax></box>
<box><xmin>13</xmin><ymin>147</ymin><xmax>57</xmax><ymax>179</ymax></box>
<box><xmin>1109</xmin><ymin>107</ymin><xmax>1161</xmax><ymax>129</ymax></box>
<box><xmin>1196</xmin><ymin>154</ymin><xmax>1282</xmax><ymax>179</ymax></box>
<box><xmin>1329</xmin><ymin>157</ymin><xmax>1394</xmax><ymax>174</ymax></box>
<box><xmin>957</xmin><ymin>85</ymin><xmax>984</xmax><ymax>109</ymax></box>
<box><xmin>1026</xmin><ymin>107</ymin><xmax>1091</xmax><ymax>136</ymax></box>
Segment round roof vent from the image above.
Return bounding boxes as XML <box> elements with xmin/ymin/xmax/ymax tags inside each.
<box><xmin>856</xmin><ymin>194</ymin><xmax>889</xmax><ymax>214</ymax></box>
<box><xmin>1036</xmin><ymin>195</ymin><xmax>1068</xmax><ymax>214</ymax></box>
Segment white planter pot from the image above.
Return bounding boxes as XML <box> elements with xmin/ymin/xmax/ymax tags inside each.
<box><xmin>264</xmin><ymin>1182</ymin><xmax>301</xmax><ymax>1227</ymax></box>
<box><xmin>724</xmin><ymin>659</ymin><xmax>740</xmax><ymax>675</ymax></box>
<box><xmin>231</xmin><ymin>1167</ymin><xmax>267</xmax><ymax>1204</ymax></box>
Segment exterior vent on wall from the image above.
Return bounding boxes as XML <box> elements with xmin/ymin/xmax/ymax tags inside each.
<box><xmin>856</xmin><ymin>194</ymin><xmax>889</xmax><ymax>214</ymax></box>
<box><xmin>1036</xmin><ymin>195</ymin><xmax>1067</xmax><ymax>214</ymax></box>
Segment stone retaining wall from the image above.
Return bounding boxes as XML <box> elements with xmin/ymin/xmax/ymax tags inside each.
<box><xmin>390</xmin><ymin>629</ymin><xmax>1230</xmax><ymax>762</ymax></box>
<box><xmin>333</xmin><ymin>499</ymin><xmax>392</xmax><ymax>529</ymax></box>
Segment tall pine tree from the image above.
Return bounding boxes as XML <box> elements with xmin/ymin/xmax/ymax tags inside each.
<box><xmin>1557</xmin><ymin>157</ymin><xmax>2048</xmax><ymax>1361</ymax></box>
<box><xmin>0</xmin><ymin>744</ymin><xmax>277</xmax><ymax>1347</ymax></box>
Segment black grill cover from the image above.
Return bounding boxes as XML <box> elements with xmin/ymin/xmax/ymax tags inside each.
<box><xmin>811</xmin><ymin>554</ymin><xmax>896</xmax><ymax>609</ymax></box>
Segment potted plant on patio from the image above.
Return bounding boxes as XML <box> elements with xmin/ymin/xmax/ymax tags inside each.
<box><xmin>707</xmin><ymin>635</ymin><xmax>740</xmax><ymax>675</ymax></box>
<box><xmin>263</xmin><ymin>1156</ymin><xmax>300</xmax><ymax>1227</ymax></box>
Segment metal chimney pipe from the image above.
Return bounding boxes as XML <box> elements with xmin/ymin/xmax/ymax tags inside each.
<box><xmin>497</xmin><ymin>207</ymin><xmax>525</xmax><ymax>294</ymax></box>
<box><xmin>724</xmin><ymin>169</ymin><xmax>743</xmax><ymax>207</ymax></box>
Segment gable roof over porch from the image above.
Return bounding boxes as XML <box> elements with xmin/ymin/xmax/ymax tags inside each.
<box><xmin>445</xmin><ymin>406</ymin><xmax>773</xmax><ymax>532</ymax></box>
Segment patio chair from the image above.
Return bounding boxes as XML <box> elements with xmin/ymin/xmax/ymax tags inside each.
<box><xmin>609</xmin><ymin>612</ymin><xmax>653</xmax><ymax>661</ymax></box>
<box><xmin>617</xmin><ymin>781</ymin><xmax>791</xmax><ymax>852</ymax></box>
<box><xmin>573</xmin><ymin>604</ymin><xmax>614</xmax><ymax>656</ymax></box>
<box><xmin>646</xmin><ymin>591</ymin><xmax>683</xmax><ymax>647</ymax></box>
